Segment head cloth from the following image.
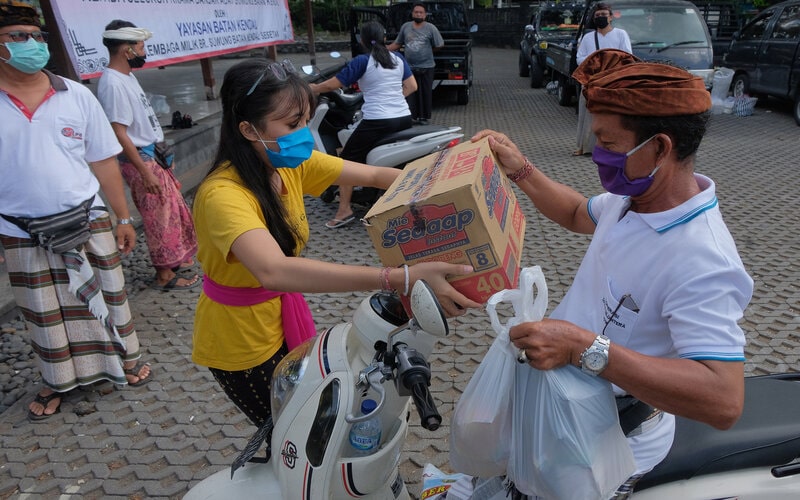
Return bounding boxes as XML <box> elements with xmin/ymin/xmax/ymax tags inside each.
<box><xmin>0</xmin><ymin>1</ymin><xmax>41</xmax><ymax>29</ymax></box>
<box><xmin>572</xmin><ymin>49</ymin><xmax>711</xmax><ymax>116</ymax></box>
<box><xmin>102</xmin><ymin>27</ymin><xmax>152</xmax><ymax>41</ymax></box>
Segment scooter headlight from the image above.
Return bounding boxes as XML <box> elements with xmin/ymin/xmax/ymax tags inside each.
<box><xmin>271</xmin><ymin>338</ymin><xmax>315</xmax><ymax>421</ymax></box>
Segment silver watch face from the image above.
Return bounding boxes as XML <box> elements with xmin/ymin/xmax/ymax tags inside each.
<box><xmin>584</xmin><ymin>351</ymin><xmax>607</xmax><ymax>371</ymax></box>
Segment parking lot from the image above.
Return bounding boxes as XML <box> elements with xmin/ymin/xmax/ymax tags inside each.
<box><xmin>0</xmin><ymin>47</ymin><xmax>798</xmax><ymax>498</ymax></box>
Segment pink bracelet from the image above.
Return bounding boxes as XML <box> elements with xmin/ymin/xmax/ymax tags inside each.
<box><xmin>379</xmin><ymin>267</ymin><xmax>393</xmax><ymax>292</ymax></box>
<box><xmin>507</xmin><ymin>157</ymin><xmax>536</xmax><ymax>183</ymax></box>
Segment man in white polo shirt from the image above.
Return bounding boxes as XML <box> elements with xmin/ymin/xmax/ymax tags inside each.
<box><xmin>0</xmin><ymin>1</ymin><xmax>151</xmax><ymax>421</ymax></box>
<box><xmin>472</xmin><ymin>49</ymin><xmax>753</xmax><ymax>497</ymax></box>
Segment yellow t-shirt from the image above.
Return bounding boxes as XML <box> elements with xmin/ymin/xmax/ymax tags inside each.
<box><xmin>192</xmin><ymin>151</ymin><xmax>343</xmax><ymax>371</ymax></box>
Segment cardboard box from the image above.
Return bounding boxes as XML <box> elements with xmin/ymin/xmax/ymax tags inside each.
<box><xmin>364</xmin><ymin>137</ymin><xmax>526</xmax><ymax>303</ymax></box>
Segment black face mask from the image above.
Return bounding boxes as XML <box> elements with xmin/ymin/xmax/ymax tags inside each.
<box><xmin>413</xmin><ymin>15</ymin><xmax>425</xmax><ymax>24</ymax></box>
<box><xmin>127</xmin><ymin>48</ymin><xmax>146</xmax><ymax>69</ymax></box>
<box><xmin>594</xmin><ymin>16</ymin><xmax>609</xmax><ymax>29</ymax></box>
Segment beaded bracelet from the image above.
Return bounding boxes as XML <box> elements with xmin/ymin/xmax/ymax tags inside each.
<box><xmin>379</xmin><ymin>267</ymin><xmax>393</xmax><ymax>292</ymax></box>
<box><xmin>507</xmin><ymin>157</ymin><xmax>535</xmax><ymax>183</ymax></box>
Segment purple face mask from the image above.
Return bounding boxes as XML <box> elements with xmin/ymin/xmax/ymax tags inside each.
<box><xmin>592</xmin><ymin>135</ymin><xmax>661</xmax><ymax>197</ymax></box>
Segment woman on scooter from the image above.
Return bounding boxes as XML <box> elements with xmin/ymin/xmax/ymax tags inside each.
<box><xmin>191</xmin><ymin>58</ymin><xmax>479</xmax><ymax>428</ymax></box>
<box><xmin>310</xmin><ymin>21</ymin><xmax>417</xmax><ymax>229</ymax></box>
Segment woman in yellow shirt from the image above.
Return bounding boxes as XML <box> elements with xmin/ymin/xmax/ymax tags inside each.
<box><xmin>192</xmin><ymin>59</ymin><xmax>480</xmax><ymax>427</ymax></box>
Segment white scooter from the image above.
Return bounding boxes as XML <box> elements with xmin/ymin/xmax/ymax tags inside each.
<box><xmin>185</xmin><ymin>280</ymin><xmax>450</xmax><ymax>499</ymax></box>
<box><xmin>631</xmin><ymin>372</ymin><xmax>800</xmax><ymax>498</ymax></box>
<box><xmin>305</xmin><ymin>61</ymin><xmax>463</xmax><ymax>206</ymax></box>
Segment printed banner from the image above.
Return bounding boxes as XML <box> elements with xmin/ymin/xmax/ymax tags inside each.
<box><xmin>49</xmin><ymin>0</ymin><xmax>295</xmax><ymax>79</ymax></box>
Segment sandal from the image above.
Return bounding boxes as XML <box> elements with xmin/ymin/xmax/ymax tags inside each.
<box><xmin>28</xmin><ymin>390</ymin><xmax>62</xmax><ymax>421</ymax></box>
<box><xmin>124</xmin><ymin>361</ymin><xmax>153</xmax><ymax>387</ymax></box>
<box><xmin>151</xmin><ymin>274</ymin><xmax>201</xmax><ymax>291</ymax></box>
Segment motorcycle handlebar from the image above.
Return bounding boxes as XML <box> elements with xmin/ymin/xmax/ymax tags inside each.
<box><xmin>406</xmin><ymin>372</ymin><xmax>442</xmax><ymax>431</ymax></box>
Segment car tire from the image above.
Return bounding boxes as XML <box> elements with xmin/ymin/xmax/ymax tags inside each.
<box><xmin>557</xmin><ymin>76</ymin><xmax>573</xmax><ymax>106</ymax></box>
<box><xmin>732</xmin><ymin>73</ymin><xmax>750</xmax><ymax>98</ymax></box>
<box><xmin>519</xmin><ymin>51</ymin><xmax>530</xmax><ymax>77</ymax></box>
<box><xmin>794</xmin><ymin>89</ymin><xmax>800</xmax><ymax>126</ymax></box>
<box><xmin>530</xmin><ymin>58</ymin><xmax>544</xmax><ymax>88</ymax></box>
<box><xmin>457</xmin><ymin>86</ymin><xmax>469</xmax><ymax>105</ymax></box>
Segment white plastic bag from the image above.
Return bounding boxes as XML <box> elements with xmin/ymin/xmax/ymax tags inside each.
<box><xmin>449</xmin><ymin>267</ymin><xmax>548</xmax><ymax>477</ymax></box>
<box><xmin>502</xmin><ymin>273</ymin><xmax>636</xmax><ymax>499</ymax></box>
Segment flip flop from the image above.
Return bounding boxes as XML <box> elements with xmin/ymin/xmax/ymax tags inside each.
<box><xmin>28</xmin><ymin>390</ymin><xmax>62</xmax><ymax>421</ymax></box>
<box><xmin>151</xmin><ymin>274</ymin><xmax>201</xmax><ymax>291</ymax></box>
<box><xmin>124</xmin><ymin>361</ymin><xmax>153</xmax><ymax>387</ymax></box>
<box><xmin>171</xmin><ymin>260</ymin><xmax>196</xmax><ymax>273</ymax></box>
<box><xmin>325</xmin><ymin>216</ymin><xmax>355</xmax><ymax>229</ymax></box>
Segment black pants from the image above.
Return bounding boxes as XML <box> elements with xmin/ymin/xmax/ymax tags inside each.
<box><xmin>340</xmin><ymin>115</ymin><xmax>414</xmax><ymax>164</ymax></box>
<box><xmin>209</xmin><ymin>343</ymin><xmax>289</xmax><ymax>427</ymax></box>
<box><xmin>407</xmin><ymin>67</ymin><xmax>435</xmax><ymax>120</ymax></box>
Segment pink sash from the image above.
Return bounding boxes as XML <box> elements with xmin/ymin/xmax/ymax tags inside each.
<box><xmin>202</xmin><ymin>274</ymin><xmax>317</xmax><ymax>350</ymax></box>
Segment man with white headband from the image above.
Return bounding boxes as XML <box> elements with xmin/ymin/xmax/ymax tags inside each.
<box><xmin>0</xmin><ymin>1</ymin><xmax>151</xmax><ymax>421</ymax></box>
<box><xmin>98</xmin><ymin>19</ymin><xmax>199</xmax><ymax>293</ymax></box>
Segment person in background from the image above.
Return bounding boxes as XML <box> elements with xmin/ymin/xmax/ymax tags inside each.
<box><xmin>474</xmin><ymin>49</ymin><xmax>752</xmax><ymax>497</ymax></box>
<box><xmin>0</xmin><ymin>1</ymin><xmax>152</xmax><ymax>421</ymax></box>
<box><xmin>98</xmin><ymin>19</ymin><xmax>199</xmax><ymax>291</ymax></box>
<box><xmin>388</xmin><ymin>2</ymin><xmax>443</xmax><ymax>125</ymax></box>
<box><xmin>573</xmin><ymin>3</ymin><xmax>631</xmax><ymax>156</ymax></box>
<box><xmin>191</xmin><ymin>58</ymin><xmax>480</xmax><ymax>429</ymax></box>
<box><xmin>310</xmin><ymin>21</ymin><xmax>416</xmax><ymax>229</ymax></box>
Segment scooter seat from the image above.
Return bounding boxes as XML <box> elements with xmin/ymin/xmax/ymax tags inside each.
<box><xmin>372</xmin><ymin>125</ymin><xmax>452</xmax><ymax>148</ymax></box>
<box><xmin>636</xmin><ymin>374</ymin><xmax>800</xmax><ymax>491</ymax></box>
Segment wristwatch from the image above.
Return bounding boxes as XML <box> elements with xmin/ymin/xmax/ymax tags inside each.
<box><xmin>580</xmin><ymin>335</ymin><xmax>611</xmax><ymax>376</ymax></box>
<box><xmin>117</xmin><ymin>217</ymin><xmax>134</xmax><ymax>225</ymax></box>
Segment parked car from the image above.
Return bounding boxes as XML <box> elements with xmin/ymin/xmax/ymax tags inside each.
<box><xmin>544</xmin><ymin>0</ymin><xmax>715</xmax><ymax>106</ymax></box>
<box><xmin>723</xmin><ymin>0</ymin><xmax>800</xmax><ymax>125</ymax></box>
<box><xmin>518</xmin><ymin>1</ymin><xmax>586</xmax><ymax>88</ymax></box>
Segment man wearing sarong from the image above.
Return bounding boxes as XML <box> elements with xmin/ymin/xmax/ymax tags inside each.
<box><xmin>0</xmin><ymin>1</ymin><xmax>152</xmax><ymax>420</ymax></box>
<box><xmin>98</xmin><ymin>19</ymin><xmax>199</xmax><ymax>292</ymax></box>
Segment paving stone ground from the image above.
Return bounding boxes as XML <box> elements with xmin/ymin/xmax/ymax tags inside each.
<box><xmin>1</xmin><ymin>47</ymin><xmax>798</xmax><ymax>499</ymax></box>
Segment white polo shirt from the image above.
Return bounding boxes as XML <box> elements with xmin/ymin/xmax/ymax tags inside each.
<box><xmin>551</xmin><ymin>173</ymin><xmax>753</xmax><ymax>473</ymax></box>
<box><xmin>97</xmin><ymin>67</ymin><xmax>164</xmax><ymax>147</ymax></box>
<box><xmin>0</xmin><ymin>72</ymin><xmax>122</xmax><ymax>238</ymax></box>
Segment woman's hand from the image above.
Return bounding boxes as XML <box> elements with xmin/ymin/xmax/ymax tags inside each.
<box><xmin>408</xmin><ymin>262</ymin><xmax>481</xmax><ymax>316</ymax></box>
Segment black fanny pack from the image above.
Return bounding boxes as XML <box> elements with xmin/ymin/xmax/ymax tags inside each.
<box><xmin>1</xmin><ymin>197</ymin><xmax>96</xmax><ymax>254</ymax></box>
<box><xmin>616</xmin><ymin>395</ymin><xmax>658</xmax><ymax>436</ymax></box>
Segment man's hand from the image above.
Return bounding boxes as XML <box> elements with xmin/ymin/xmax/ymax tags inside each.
<box><xmin>141</xmin><ymin>169</ymin><xmax>162</xmax><ymax>195</ymax></box>
<box><xmin>115</xmin><ymin>224</ymin><xmax>136</xmax><ymax>255</ymax></box>
<box><xmin>509</xmin><ymin>318</ymin><xmax>594</xmax><ymax>370</ymax></box>
<box><xmin>471</xmin><ymin>130</ymin><xmax>527</xmax><ymax>176</ymax></box>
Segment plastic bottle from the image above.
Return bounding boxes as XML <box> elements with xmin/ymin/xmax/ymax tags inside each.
<box><xmin>349</xmin><ymin>399</ymin><xmax>382</xmax><ymax>457</ymax></box>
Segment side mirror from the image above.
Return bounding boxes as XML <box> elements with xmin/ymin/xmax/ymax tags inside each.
<box><xmin>524</xmin><ymin>24</ymin><xmax>535</xmax><ymax>33</ymax></box>
<box><xmin>732</xmin><ymin>30</ymin><xmax>740</xmax><ymax>41</ymax></box>
<box><xmin>302</xmin><ymin>65</ymin><xmax>320</xmax><ymax>76</ymax></box>
<box><xmin>470</xmin><ymin>23</ymin><xmax>479</xmax><ymax>33</ymax></box>
<box><xmin>409</xmin><ymin>280</ymin><xmax>448</xmax><ymax>338</ymax></box>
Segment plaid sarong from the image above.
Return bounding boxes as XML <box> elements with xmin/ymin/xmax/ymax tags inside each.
<box><xmin>1</xmin><ymin>215</ymin><xmax>140</xmax><ymax>390</ymax></box>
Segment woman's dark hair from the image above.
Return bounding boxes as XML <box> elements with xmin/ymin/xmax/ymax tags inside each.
<box><xmin>102</xmin><ymin>19</ymin><xmax>136</xmax><ymax>53</ymax></box>
<box><xmin>360</xmin><ymin>21</ymin><xmax>395</xmax><ymax>69</ymax></box>
<box><xmin>620</xmin><ymin>112</ymin><xmax>710</xmax><ymax>162</ymax></box>
<box><xmin>207</xmin><ymin>59</ymin><xmax>315</xmax><ymax>256</ymax></box>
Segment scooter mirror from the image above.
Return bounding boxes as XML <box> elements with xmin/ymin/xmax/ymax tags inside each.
<box><xmin>410</xmin><ymin>280</ymin><xmax>448</xmax><ymax>337</ymax></box>
<box><xmin>301</xmin><ymin>65</ymin><xmax>319</xmax><ymax>76</ymax></box>
<box><xmin>329</xmin><ymin>51</ymin><xmax>341</xmax><ymax>59</ymax></box>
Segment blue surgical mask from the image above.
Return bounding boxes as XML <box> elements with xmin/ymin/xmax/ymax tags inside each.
<box><xmin>592</xmin><ymin>135</ymin><xmax>661</xmax><ymax>197</ymax></box>
<box><xmin>1</xmin><ymin>38</ymin><xmax>50</xmax><ymax>74</ymax></box>
<box><xmin>256</xmin><ymin>127</ymin><xmax>315</xmax><ymax>169</ymax></box>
